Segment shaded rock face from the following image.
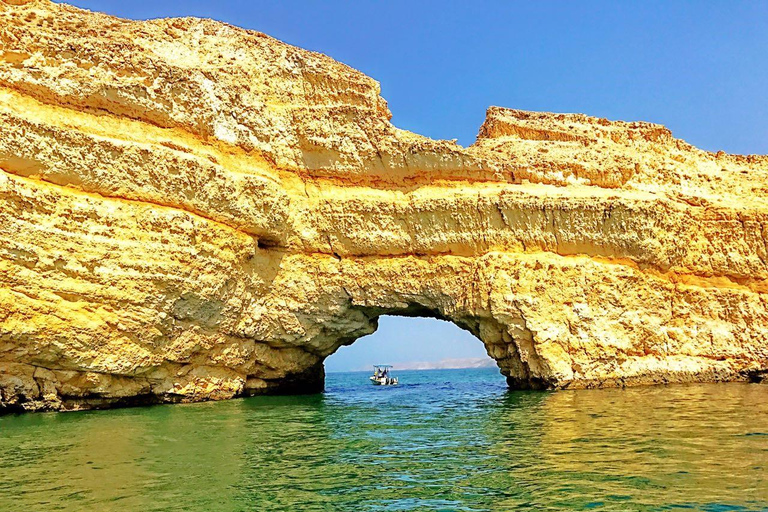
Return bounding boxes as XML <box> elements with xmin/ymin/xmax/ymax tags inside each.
<box><xmin>1</xmin><ymin>0</ymin><xmax>766</xmax><ymax>413</ymax></box>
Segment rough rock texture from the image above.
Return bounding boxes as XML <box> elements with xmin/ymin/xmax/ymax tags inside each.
<box><xmin>1</xmin><ymin>0</ymin><xmax>767</xmax><ymax>412</ymax></box>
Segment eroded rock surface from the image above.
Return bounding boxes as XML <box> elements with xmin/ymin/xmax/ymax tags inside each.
<box><xmin>1</xmin><ymin>0</ymin><xmax>766</xmax><ymax>412</ymax></box>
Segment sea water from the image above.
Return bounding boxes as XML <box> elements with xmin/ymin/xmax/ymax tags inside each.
<box><xmin>0</xmin><ymin>368</ymin><xmax>766</xmax><ymax>511</ymax></box>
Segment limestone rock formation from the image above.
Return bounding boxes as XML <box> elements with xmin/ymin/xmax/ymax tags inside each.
<box><xmin>1</xmin><ymin>0</ymin><xmax>766</xmax><ymax>412</ymax></box>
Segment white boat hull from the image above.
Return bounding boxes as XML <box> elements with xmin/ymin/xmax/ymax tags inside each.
<box><xmin>370</xmin><ymin>376</ymin><xmax>398</xmax><ymax>386</ymax></box>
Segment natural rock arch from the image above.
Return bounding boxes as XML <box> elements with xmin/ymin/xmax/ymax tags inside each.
<box><xmin>260</xmin><ymin>251</ymin><xmax>766</xmax><ymax>397</ymax></box>
<box><xmin>0</xmin><ymin>0</ymin><xmax>766</xmax><ymax>412</ymax></box>
<box><xmin>321</xmin><ymin>305</ymin><xmax>511</xmax><ymax>386</ymax></box>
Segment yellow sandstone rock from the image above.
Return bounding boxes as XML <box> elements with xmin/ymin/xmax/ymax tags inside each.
<box><xmin>1</xmin><ymin>0</ymin><xmax>766</xmax><ymax>412</ymax></box>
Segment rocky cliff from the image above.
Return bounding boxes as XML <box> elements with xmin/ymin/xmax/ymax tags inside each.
<box><xmin>1</xmin><ymin>0</ymin><xmax>766</xmax><ymax>412</ymax></box>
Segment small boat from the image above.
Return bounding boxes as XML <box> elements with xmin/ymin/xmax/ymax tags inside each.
<box><xmin>370</xmin><ymin>365</ymin><xmax>398</xmax><ymax>386</ymax></box>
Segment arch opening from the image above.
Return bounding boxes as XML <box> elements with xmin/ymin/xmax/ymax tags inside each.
<box><xmin>274</xmin><ymin>300</ymin><xmax>554</xmax><ymax>396</ymax></box>
<box><xmin>324</xmin><ymin>314</ymin><xmax>499</xmax><ymax>375</ymax></box>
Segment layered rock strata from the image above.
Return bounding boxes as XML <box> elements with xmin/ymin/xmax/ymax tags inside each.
<box><xmin>1</xmin><ymin>0</ymin><xmax>766</xmax><ymax>412</ymax></box>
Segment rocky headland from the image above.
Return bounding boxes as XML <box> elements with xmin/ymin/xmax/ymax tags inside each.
<box><xmin>1</xmin><ymin>0</ymin><xmax>766</xmax><ymax>412</ymax></box>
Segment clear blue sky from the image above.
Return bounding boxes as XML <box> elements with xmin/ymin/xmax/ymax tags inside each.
<box><xmin>68</xmin><ymin>1</ymin><xmax>768</xmax><ymax>370</ymax></box>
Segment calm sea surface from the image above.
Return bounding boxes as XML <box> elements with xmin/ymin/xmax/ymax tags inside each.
<box><xmin>0</xmin><ymin>368</ymin><xmax>766</xmax><ymax>511</ymax></box>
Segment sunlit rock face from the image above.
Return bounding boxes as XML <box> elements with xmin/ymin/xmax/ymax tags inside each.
<box><xmin>1</xmin><ymin>0</ymin><xmax>767</xmax><ymax>412</ymax></box>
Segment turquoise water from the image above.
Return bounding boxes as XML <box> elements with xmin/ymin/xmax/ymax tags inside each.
<box><xmin>0</xmin><ymin>368</ymin><xmax>766</xmax><ymax>511</ymax></box>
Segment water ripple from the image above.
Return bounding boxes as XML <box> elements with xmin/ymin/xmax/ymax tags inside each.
<box><xmin>0</xmin><ymin>369</ymin><xmax>766</xmax><ymax>511</ymax></box>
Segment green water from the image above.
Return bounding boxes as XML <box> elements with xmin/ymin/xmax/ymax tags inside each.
<box><xmin>0</xmin><ymin>369</ymin><xmax>766</xmax><ymax>511</ymax></box>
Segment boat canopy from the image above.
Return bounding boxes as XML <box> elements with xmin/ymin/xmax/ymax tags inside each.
<box><xmin>373</xmin><ymin>365</ymin><xmax>393</xmax><ymax>369</ymax></box>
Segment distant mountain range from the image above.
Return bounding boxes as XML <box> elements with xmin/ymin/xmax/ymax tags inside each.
<box><xmin>357</xmin><ymin>357</ymin><xmax>496</xmax><ymax>371</ymax></box>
